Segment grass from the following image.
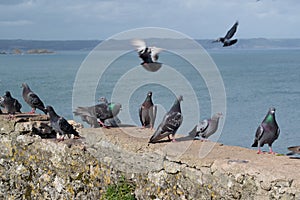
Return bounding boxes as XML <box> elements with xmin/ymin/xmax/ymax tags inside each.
<box><xmin>102</xmin><ymin>176</ymin><xmax>136</xmax><ymax>200</ymax></box>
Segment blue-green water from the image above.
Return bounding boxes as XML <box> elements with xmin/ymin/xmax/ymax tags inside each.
<box><xmin>0</xmin><ymin>48</ymin><xmax>299</xmax><ymax>154</ymax></box>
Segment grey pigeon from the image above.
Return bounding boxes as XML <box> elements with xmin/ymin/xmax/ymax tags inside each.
<box><xmin>21</xmin><ymin>83</ymin><xmax>47</xmax><ymax>114</ymax></box>
<box><xmin>287</xmin><ymin>146</ymin><xmax>300</xmax><ymax>156</ymax></box>
<box><xmin>74</xmin><ymin>99</ymin><xmax>122</xmax><ymax>128</ymax></box>
<box><xmin>213</xmin><ymin>21</ymin><xmax>238</xmax><ymax>47</ymax></box>
<box><xmin>0</xmin><ymin>91</ymin><xmax>22</xmax><ymax>114</ymax></box>
<box><xmin>194</xmin><ymin>112</ymin><xmax>222</xmax><ymax>140</ymax></box>
<box><xmin>149</xmin><ymin>95</ymin><xmax>183</xmax><ymax>143</ymax></box>
<box><xmin>251</xmin><ymin>107</ymin><xmax>280</xmax><ymax>154</ymax></box>
<box><xmin>46</xmin><ymin>105</ymin><xmax>80</xmax><ymax>141</ymax></box>
<box><xmin>139</xmin><ymin>91</ymin><xmax>157</xmax><ymax>129</ymax></box>
<box><xmin>98</xmin><ymin>97</ymin><xmax>121</xmax><ymax>127</ymax></box>
<box><xmin>131</xmin><ymin>39</ymin><xmax>163</xmax><ymax>72</ymax></box>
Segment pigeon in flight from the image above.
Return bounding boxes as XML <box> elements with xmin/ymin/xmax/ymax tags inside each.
<box><xmin>131</xmin><ymin>39</ymin><xmax>163</xmax><ymax>72</ymax></box>
<box><xmin>21</xmin><ymin>83</ymin><xmax>47</xmax><ymax>114</ymax></box>
<box><xmin>194</xmin><ymin>113</ymin><xmax>222</xmax><ymax>141</ymax></box>
<box><xmin>149</xmin><ymin>95</ymin><xmax>183</xmax><ymax>143</ymax></box>
<box><xmin>139</xmin><ymin>91</ymin><xmax>157</xmax><ymax>129</ymax></box>
<box><xmin>251</xmin><ymin>107</ymin><xmax>280</xmax><ymax>154</ymax></box>
<box><xmin>0</xmin><ymin>91</ymin><xmax>22</xmax><ymax>114</ymax></box>
<box><xmin>46</xmin><ymin>105</ymin><xmax>80</xmax><ymax>141</ymax></box>
<box><xmin>213</xmin><ymin>21</ymin><xmax>239</xmax><ymax>47</ymax></box>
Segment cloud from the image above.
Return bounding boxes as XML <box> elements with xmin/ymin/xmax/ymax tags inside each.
<box><xmin>0</xmin><ymin>0</ymin><xmax>300</xmax><ymax>39</ymax></box>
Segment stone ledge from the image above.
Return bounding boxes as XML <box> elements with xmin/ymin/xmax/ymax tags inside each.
<box><xmin>0</xmin><ymin>115</ymin><xmax>299</xmax><ymax>199</ymax></box>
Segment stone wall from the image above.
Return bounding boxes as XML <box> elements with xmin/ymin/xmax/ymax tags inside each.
<box><xmin>0</xmin><ymin>115</ymin><xmax>299</xmax><ymax>199</ymax></box>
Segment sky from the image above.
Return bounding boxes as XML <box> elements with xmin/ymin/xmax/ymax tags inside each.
<box><xmin>0</xmin><ymin>0</ymin><xmax>299</xmax><ymax>40</ymax></box>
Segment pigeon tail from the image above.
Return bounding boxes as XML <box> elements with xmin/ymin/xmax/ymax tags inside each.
<box><xmin>251</xmin><ymin>140</ymin><xmax>258</xmax><ymax>147</ymax></box>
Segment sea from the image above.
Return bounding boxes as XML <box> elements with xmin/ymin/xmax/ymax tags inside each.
<box><xmin>0</xmin><ymin>47</ymin><xmax>299</xmax><ymax>154</ymax></box>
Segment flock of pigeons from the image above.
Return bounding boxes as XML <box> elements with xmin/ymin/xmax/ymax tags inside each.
<box><xmin>0</xmin><ymin>21</ymin><xmax>298</xmax><ymax>155</ymax></box>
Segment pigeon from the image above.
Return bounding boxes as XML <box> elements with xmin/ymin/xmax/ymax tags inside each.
<box><xmin>287</xmin><ymin>146</ymin><xmax>300</xmax><ymax>156</ymax></box>
<box><xmin>194</xmin><ymin>112</ymin><xmax>223</xmax><ymax>140</ymax></box>
<box><xmin>46</xmin><ymin>105</ymin><xmax>80</xmax><ymax>141</ymax></box>
<box><xmin>131</xmin><ymin>39</ymin><xmax>163</xmax><ymax>72</ymax></box>
<box><xmin>213</xmin><ymin>21</ymin><xmax>239</xmax><ymax>47</ymax></box>
<box><xmin>98</xmin><ymin>97</ymin><xmax>121</xmax><ymax>127</ymax></box>
<box><xmin>251</xmin><ymin>107</ymin><xmax>280</xmax><ymax>154</ymax></box>
<box><xmin>0</xmin><ymin>91</ymin><xmax>22</xmax><ymax>114</ymax></box>
<box><xmin>149</xmin><ymin>95</ymin><xmax>183</xmax><ymax>143</ymax></box>
<box><xmin>139</xmin><ymin>91</ymin><xmax>157</xmax><ymax>129</ymax></box>
<box><xmin>21</xmin><ymin>83</ymin><xmax>47</xmax><ymax>114</ymax></box>
<box><xmin>74</xmin><ymin>99</ymin><xmax>122</xmax><ymax>128</ymax></box>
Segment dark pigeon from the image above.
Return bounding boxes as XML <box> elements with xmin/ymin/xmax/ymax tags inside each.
<box><xmin>0</xmin><ymin>91</ymin><xmax>22</xmax><ymax>114</ymax></box>
<box><xmin>213</xmin><ymin>21</ymin><xmax>239</xmax><ymax>47</ymax></box>
<box><xmin>46</xmin><ymin>105</ymin><xmax>80</xmax><ymax>141</ymax></box>
<box><xmin>149</xmin><ymin>95</ymin><xmax>183</xmax><ymax>143</ymax></box>
<box><xmin>74</xmin><ymin>100</ymin><xmax>122</xmax><ymax>128</ymax></box>
<box><xmin>194</xmin><ymin>112</ymin><xmax>222</xmax><ymax>140</ymax></box>
<box><xmin>287</xmin><ymin>146</ymin><xmax>300</xmax><ymax>156</ymax></box>
<box><xmin>98</xmin><ymin>97</ymin><xmax>121</xmax><ymax>127</ymax></box>
<box><xmin>139</xmin><ymin>91</ymin><xmax>157</xmax><ymax>129</ymax></box>
<box><xmin>251</xmin><ymin>107</ymin><xmax>280</xmax><ymax>154</ymax></box>
<box><xmin>21</xmin><ymin>83</ymin><xmax>47</xmax><ymax>114</ymax></box>
<box><xmin>131</xmin><ymin>39</ymin><xmax>163</xmax><ymax>72</ymax></box>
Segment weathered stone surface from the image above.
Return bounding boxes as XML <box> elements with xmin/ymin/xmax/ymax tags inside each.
<box><xmin>0</xmin><ymin>115</ymin><xmax>300</xmax><ymax>199</ymax></box>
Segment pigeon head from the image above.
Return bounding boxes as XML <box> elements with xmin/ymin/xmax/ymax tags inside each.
<box><xmin>269</xmin><ymin>107</ymin><xmax>276</xmax><ymax>114</ymax></box>
<box><xmin>45</xmin><ymin>106</ymin><xmax>55</xmax><ymax>113</ymax></box>
<box><xmin>4</xmin><ymin>91</ymin><xmax>11</xmax><ymax>98</ymax></box>
<box><xmin>214</xmin><ymin>112</ymin><xmax>223</xmax><ymax>118</ymax></box>
<box><xmin>21</xmin><ymin>83</ymin><xmax>29</xmax><ymax>89</ymax></box>
<box><xmin>177</xmin><ymin>95</ymin><xmax>183</xmax><ymax>102</ymax></box>
<box><xmin>98</xmin><ymin>97</ymin><xmax>108</xmax><ymax>103</ymax></box>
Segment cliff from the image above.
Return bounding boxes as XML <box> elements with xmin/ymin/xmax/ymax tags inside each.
<box><xmin>0</xmin><ymin>115</ymin><xmax>299</xmax><ymax>199</ymax></box>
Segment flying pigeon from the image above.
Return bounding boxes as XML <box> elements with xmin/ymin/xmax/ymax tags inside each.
<box><xmin>131</xmin><ymin>39</ymin><xmax>163</xmax><ymax>72</ymax></box>
<box><xmin>21</xmin><ymin>83</ymin><xmax>47</xmax><ymax>114</ymax></box>
<box><xmin>74</xmin><ymin>100</ymin><xmax>122</xmax><ymax>128</ymax></box>
<box><xmin>213</xmin><ymin>21</ymin><xmax>239</xmax><ymax>47</ymax></box>
<box><xmin>46</xmin><ymin>105</ymin><xmax>80</xmax><ymax>141</ymax></box>
<box><xmin>149</xmin><ymin>95</ymin><xmax>183</xmax><ymax>143</ymax></box>
<box><xmin>194</xmin><ymin>112</ymin><xmax>222</xmax><ymax>140</ymax></box>
<box><xmin>287</xmin><ymin>146</ymin><xmax>300</xmax><ymax>156</ymax></box>
<box><xmin>0</xmin><ymin>91</ymin><xmax>22</xmax><ymax>114</ymax></box>
<box><xmin>251</xmin><ymin>107</ymin><xmax>280</xmax><ymax>154</ymax></box>
<box><xmin>139</xmin><ymin>91</ymin><xmax>157</xmax><ymax>129</ymax></box>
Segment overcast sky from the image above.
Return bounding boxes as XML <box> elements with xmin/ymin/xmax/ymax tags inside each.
<box><xmin>0</xmin><ymin>0</ymin><xmax>299</xmax><ymax>40</ymax></box>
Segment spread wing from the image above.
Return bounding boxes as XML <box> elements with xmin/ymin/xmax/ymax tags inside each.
<box><xmin>224</xmin><ymin>21</ymin><xmax>238</xmax><ymax>39</ymax></box>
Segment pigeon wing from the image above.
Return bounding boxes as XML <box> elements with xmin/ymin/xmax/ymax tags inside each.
<box><xmin>149</xmin><ymin>47</ymin><xmax>163</xmax><ymax>62</ymax></box>
<box><xmin>131</xmin><ymin>39</ymin><xmax>146</xmax><ymax>52</ymax></box>
<box><xmin>224</xmin><ymin>21</ymin><xmax>238</xmax><ymax>39</ymax></box>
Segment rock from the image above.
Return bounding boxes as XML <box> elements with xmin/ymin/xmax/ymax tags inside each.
<box><xmin>0</xmin><ymin>117</ymin><xmax>300</xmax><ymax>199</ymax></box>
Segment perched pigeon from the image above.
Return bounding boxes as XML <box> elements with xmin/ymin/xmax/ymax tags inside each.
<box><xmin>46</xmin><ymin>105</ymin><xmax>80</xmax><ymax>141</ymax></box>
<box><xmin>213</xmin><ymin>21</ymin><xmax>239</xmax><ymax>47</ymax></box>
<box><xmin>149</xmin><ymin>95</ymin><xmax>183</xmax><ymax>143</ymax></box>
<box><xmin>0</xmin><ymin>91</ymin><xmax>22</xmax><ymax>114</ymax></box>
<box><xmin>139</xmin><ymin>91</ymin><xmax>157</xmax><ymax>129</ymax></box>
<box><xmin>194</xmin><ymin>113</ymin><xmax>222</xmax><ymax>140</ymax></box>
<box><xmin>131</xmin><ymin>39</ymin><xmax>163</xmax><ymax>72</ymax></box>
<box><xmin>98</xmin><ymin>97</ymin><xmax>121</xmax><ymax>127</ymax></box>
<box><xmin>251</xmin><ymin>107</ymin><xmax>280</xmax><ymax>154</ymax></box>
<box><xmin>21</xmin><ymin>83</ymin><xmax>47</xmax><ymax>114</ymax></box>
<box><xmin>74</xmin><ymin>100</ymin><xmax>122</xmax><ymax>128</ymax></box>
<box><xmin>287</xmin><ymin>146</ymin><xmax>300</xmax><ymax>156</ymax></box>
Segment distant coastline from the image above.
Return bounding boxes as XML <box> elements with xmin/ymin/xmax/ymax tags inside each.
<box><xmin>1</xmin><ymin>38</ymin><xmax>300</xmax><ymax>52</ymax></box>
